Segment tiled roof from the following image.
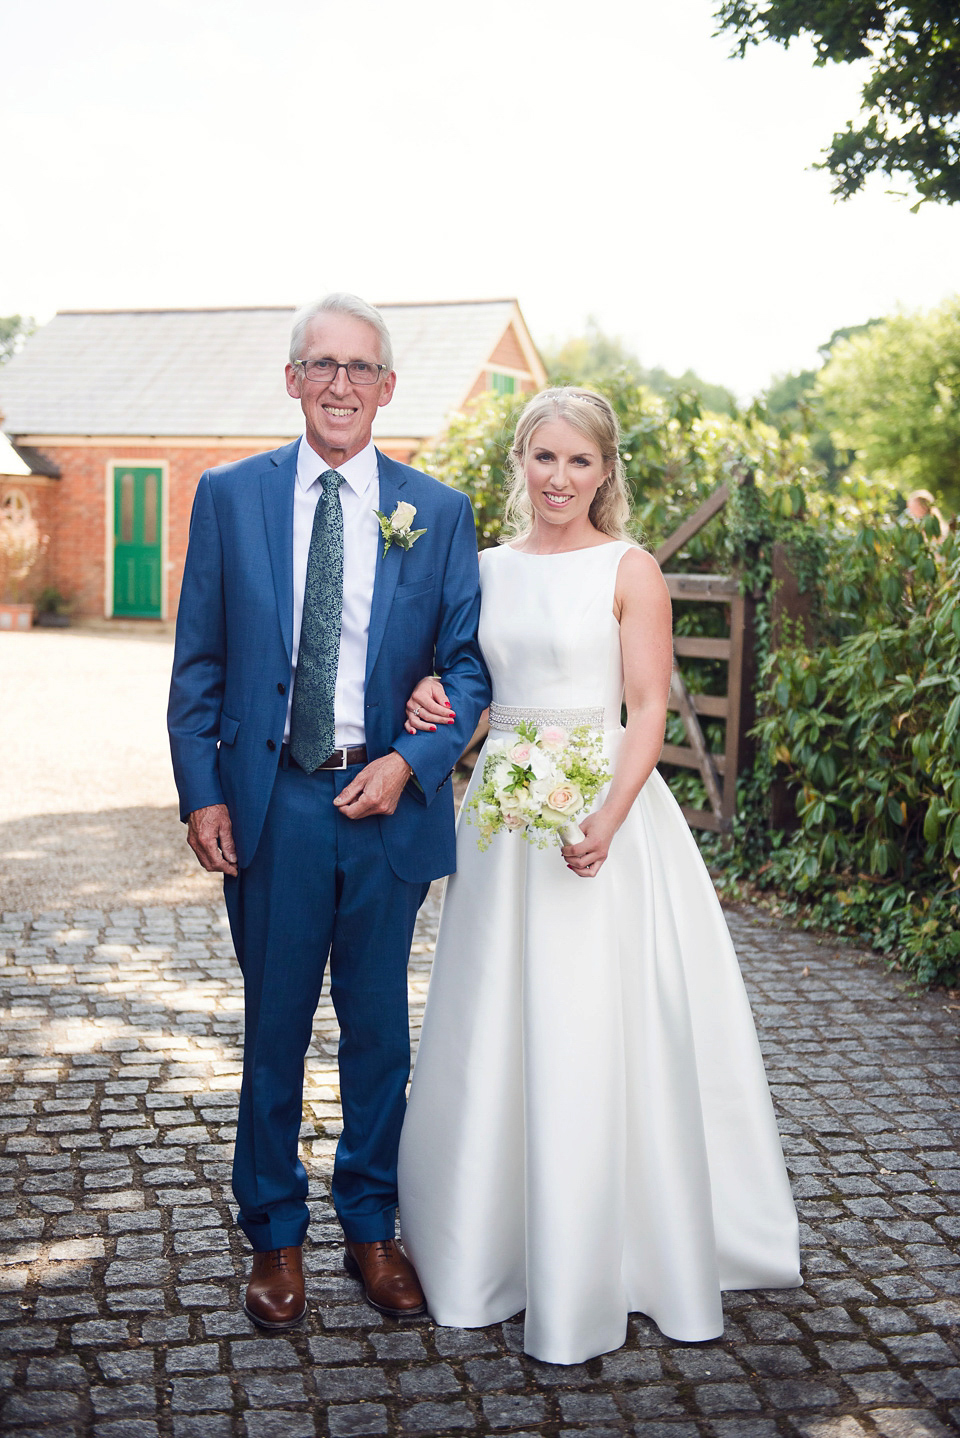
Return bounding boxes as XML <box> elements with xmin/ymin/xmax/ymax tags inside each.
<box><xmin>0</xmin><ymin>301</ymin><xmax>532</xmax><ymax>440</ymax></box>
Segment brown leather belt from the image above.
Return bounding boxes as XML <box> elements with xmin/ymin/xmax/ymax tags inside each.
<box><xmin>283</xmin><ymin>744</ymin><xmax>367</xmax><ymax>772</ymax></box>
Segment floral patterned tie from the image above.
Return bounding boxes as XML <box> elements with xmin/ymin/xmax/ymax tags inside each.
<box><xmin>290</xmin><ymin>469</ymin><xmax>344</xmax><ymax>772</ymax></box>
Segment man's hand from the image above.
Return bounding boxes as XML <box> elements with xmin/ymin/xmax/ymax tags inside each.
<box><xmin>187</xmin><ymin>803</ymin><xmax>238</xmax><ymax>876</ymax></box>
<box><xmin>334</xmin><ymin>752</ymin><xmax>412</xmax><ymax>821</ymax></box>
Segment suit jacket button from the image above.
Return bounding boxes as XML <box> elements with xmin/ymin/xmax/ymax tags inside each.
<box><xmin>266</xmin><ymin>739</ymin><xmax>276</xmax><ymax>752</ymax></box>
<box><xmin>277</xmin><ymin>682</ymin><xmax>286</xmax><ymax>694</ymax></box>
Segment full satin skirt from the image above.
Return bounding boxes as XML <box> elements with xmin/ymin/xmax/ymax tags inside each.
<box><xmin>398</xmin><ymin>735</ymin><xmax>801</xmax><ymax>1365</ymax></box>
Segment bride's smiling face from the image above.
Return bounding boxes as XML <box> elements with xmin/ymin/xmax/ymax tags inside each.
<box><xmin>524</xmin><ymin>418</ymin><xmax>609</xmax><ymax>530</ymax></box>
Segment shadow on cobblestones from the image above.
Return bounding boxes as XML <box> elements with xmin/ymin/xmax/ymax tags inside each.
<box><xmin>0</xmin><ymin>899</ymin><xmax>958</xmax><ymax>1438</ymax></box>
<box><xmin>0</xmin><ymin>809</ymin><xmax>222</xmax><ymax>915</ymax></box>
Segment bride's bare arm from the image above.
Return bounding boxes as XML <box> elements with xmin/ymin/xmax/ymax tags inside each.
<box><xmin>404</xmin><ymin>675</ymin><xmax>455</xmax><ymax>734</ymax></box>
<box><xmin>564</xmin><ymin>548</ymin><xmax>673</xmax><ymax>877</ymax></box>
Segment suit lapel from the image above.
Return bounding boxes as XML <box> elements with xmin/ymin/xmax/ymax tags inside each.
<box><xmin>365</xmin><ymin>450</ymin><xmax>407</xmax><ymax>685</ymax></box>
<box><xmin>261</xmin><ymin>439</ymin><xmax>299</xmax><ymax>659</ymax></box>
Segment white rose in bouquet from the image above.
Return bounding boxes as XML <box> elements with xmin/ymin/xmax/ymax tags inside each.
<box><xmin>507</xmin><ymin>740</ymin><xmax>534</xmax><ymax>764</ymax></box>
<box><xmin>544</xmin><ymin>782</ymin><xmax>583</xmax><ymax>817</ymax></box>
<box><xmin>527</xmin><ymin>745</ymin><xmax>553</xmax><ymax>781</ymax></box>
<box><xmin>529</xmin><ymin>776</ymin><xmax>558</xmax><ymax>805</ymax></box>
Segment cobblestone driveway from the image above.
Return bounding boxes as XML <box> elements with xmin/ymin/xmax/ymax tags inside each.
<box><xmin>1</xmin><ymin>897</ymin><xmax>958</xmax><ymax>1438</ymax></box>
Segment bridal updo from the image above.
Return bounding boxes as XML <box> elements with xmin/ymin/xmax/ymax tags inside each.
<box><xmin>502</xmin><ymin>387</ymin><xmax>634</xmax><ymax>542</ymax></box>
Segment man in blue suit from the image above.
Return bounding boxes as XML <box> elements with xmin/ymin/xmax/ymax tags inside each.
<box><xmin>168</xmin><ymin>293</ymin><xmax>490</xmax><ymax>1328</ymax></box>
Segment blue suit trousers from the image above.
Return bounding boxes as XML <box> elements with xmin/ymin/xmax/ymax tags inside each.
<box><xmin>224</xmin><ymin>756</ymin><xmax>428</xmax><ymax>1251</ymax></box>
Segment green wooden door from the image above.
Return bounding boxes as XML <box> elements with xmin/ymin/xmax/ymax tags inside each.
<box><xmin>113</xmin><ymin>466</ymin><xmax>163</xmax><ymax>617</ymax></box>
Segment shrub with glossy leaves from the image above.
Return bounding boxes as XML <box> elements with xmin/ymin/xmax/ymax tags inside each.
<box><xmin>754</xmin><ymin>522</ymin><xmax>959</xmax><ymax>984</ymax></box>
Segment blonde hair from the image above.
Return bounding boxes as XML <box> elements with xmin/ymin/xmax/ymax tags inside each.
<box><xmin>502</xmin><ymin>387</ymin><xmax>633</xmax><ymax>542</ymax></box>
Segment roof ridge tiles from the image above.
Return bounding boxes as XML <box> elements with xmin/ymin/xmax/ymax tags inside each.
<box><xmin>55</xmin><ymin>298</ymin><xmax>517</xmax><ymax>318</ymax></box>
<box><xmin>55</xmin><ymin>306</ymin><xmax>299</xmax><ymax>317</ymax></box>
<box><xmin>374</xmin><ymin>298</ymin><xmax>517</xmax><ymax>308</ymax></box>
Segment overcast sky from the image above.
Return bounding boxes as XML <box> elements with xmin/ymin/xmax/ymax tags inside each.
<box><xmin>3</xmin><ymin>0</ymin><xmax>958</xmax><ymax>399</ymax></box>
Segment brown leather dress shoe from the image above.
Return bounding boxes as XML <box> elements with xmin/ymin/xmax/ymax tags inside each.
<box><xmin>344</xmin><ymin>1238</ymin><xmax>427</xmax><ymax>1318</ymax></box>
<box><xmin>243</xmin><ymin>1246</ymin><xmax>307</xmax><ymax>1329</ymax></box>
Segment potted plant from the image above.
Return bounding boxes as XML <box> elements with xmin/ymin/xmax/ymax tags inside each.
<box><xmin>0</xmin><ymin>506</ymin><xmax>47</xmax><ymax>631</ymax></box>
<box><xmin>34</xmin><ymin>586</ymin><xmax>72</xmax><ymax>628</ymax></box>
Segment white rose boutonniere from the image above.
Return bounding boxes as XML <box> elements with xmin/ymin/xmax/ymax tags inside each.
<box><xmin>374</xmin><ymin>501</ymin><xmax>427</xmax><ymax>557</ymax></box>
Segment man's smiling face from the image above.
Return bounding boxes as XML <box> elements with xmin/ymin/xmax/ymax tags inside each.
<box><xmin>285</xmin><ymin>311</ymin><xmax>396</xmax><ymax>466</ymax></box>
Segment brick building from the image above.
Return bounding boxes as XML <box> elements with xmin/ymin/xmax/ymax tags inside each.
<box><xmin>0</xmin><ymin>300</ymin><xmax>544</xmax><ymax>620</ymax></box>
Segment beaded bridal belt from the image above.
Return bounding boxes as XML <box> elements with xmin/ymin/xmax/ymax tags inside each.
<box><xmin>488</xmin><ymin>702</ymin><xmax>606</xmax><ymax>730</ymax></box>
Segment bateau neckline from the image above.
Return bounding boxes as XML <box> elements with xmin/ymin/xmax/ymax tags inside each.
<box><xmin>504</xmin><ymin>540</ymin><xmax>627</xmax><ymax>557</ymax></box>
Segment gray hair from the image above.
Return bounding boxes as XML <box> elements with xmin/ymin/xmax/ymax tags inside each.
<box><xmin>502</xmin><ymin>387</ymin><xmax>633</xmax><ymax>543</ymax></box>
<box><xmin>289</xmin><ymin>293</ymin><xmax>394</xmax><ymax>371</ymax></box>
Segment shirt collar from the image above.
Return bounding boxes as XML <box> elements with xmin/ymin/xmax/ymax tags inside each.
<box><xmin>296</xmin><ymin>435</ymin><xmax>378</xmax><ymax>498</ymax></box>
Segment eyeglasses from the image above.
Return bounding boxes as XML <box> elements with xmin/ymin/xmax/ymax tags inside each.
<box><xmin>294</xmin><ymin>358</ymin><xmax>388</xmax><ymax>386</ymax></box>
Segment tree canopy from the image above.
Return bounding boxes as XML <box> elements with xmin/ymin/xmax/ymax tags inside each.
<box><xmin>714</xmin><ymin>2</ymin><xmax>960</xmax><ymax>206</ymax></box>
<box><xmin>761</xmin><ymin>321</ymin><xmax>884</xmax><ymax>486</ymax></box>
<box><xmin>816</xmin><ymin>295</ymin><xmax>960</xmax><ymax>508</ymax></box>
<box><xmin>542</xmin><ymin>318</ymin><xmax>737</xmax><ymax>416</ymax></box>
<box><xmin>0</xmin><ymin>315</ymin><xmax>34</xmax><ymax>365</ymax></box>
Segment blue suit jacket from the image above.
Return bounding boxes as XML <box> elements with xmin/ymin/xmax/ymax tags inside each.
<box><xmin>167</xmin><ymin>440</ymin><xmax>491</xmax><ymax>882</ymax></box>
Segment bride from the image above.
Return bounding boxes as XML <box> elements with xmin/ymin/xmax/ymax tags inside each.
<box><xmin>396</xmin><ymin>387</ymin><xmax>801</xmax><ymax>1365</ymax></box>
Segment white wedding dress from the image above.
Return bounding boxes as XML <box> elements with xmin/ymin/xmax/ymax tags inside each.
<box><xmin>397</xmin><ymin>540</ymin><xmax>801</xmax><ymax>1365</ymax></box>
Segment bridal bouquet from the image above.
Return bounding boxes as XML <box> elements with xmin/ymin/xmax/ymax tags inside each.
<box><xmin>467</xmin><ymin>720</ymin><xmax>611</xmax><ymax>852</ymax></box>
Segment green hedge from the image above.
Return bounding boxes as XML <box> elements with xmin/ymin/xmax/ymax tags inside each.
<box><xmin>746</xmin><ymin>520</ymin><xmax>959</xmax><ymax>986</ymax></box>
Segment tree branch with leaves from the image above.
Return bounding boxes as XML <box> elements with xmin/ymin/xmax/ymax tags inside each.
<box><xmin>714</xmin><ymin>1</ymin><xmax>960</xmax><ymax>206</ymax></box>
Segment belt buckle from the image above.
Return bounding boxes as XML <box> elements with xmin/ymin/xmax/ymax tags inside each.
<box><xmin>336</xmin><ymin>747</ymin><xmax>349</xmax><ymax>770</ymax></box>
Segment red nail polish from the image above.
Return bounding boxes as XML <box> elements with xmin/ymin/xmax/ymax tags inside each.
<box><xmin>430</xmin><ymin>725</ymin><xmax>436</xmax><ymax>731</ymax></box>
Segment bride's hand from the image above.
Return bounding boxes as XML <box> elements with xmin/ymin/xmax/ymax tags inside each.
<box><xmin>561</xmin><ymin>810</ymin><xmax>617</xmax><ymax>878</ymax></box>
<box><xmin>404</xmin><ymin>676</ymin><xmax>455</xmax><ymax>734</ymax></box>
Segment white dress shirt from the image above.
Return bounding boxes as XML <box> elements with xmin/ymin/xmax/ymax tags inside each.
<box><xmin>283</xmin><ymin>435</ymin><xmax>380</xmax><ymax>747</ymax></box>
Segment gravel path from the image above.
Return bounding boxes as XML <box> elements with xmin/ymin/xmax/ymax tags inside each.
<box><xmin>0</xmin><ymin>628</ymin><xmax>220</xmax><ymax>912</ymax></box>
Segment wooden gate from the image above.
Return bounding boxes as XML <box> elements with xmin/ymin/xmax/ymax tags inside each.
<box><xmin>655</xmin><ymin>470</ymin><xmax>757</xmax><ymax>834</ymax></box>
